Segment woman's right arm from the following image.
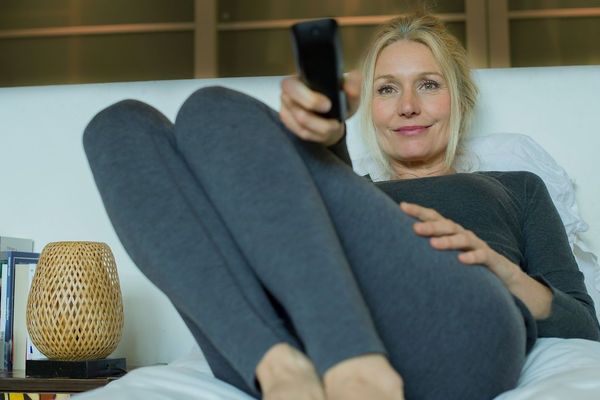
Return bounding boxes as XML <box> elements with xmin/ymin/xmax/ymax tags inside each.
<box><xmin>279</xmin><ymin>72</ymin><xmax>362</xmax><ymax>165</ymax></box>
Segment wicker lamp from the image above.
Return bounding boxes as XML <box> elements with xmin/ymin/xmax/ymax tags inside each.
<box><xmin>26</xmin><ymin>241</ymin><xmax>125</xmax><ymax>376</ymax></box>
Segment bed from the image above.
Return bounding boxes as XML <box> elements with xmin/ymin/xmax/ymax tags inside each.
<box><xmin>76</xmin><ymin>131</ymin><xmax>600</xmax><ymax>400</ymax></box>
<box><xmin>1</xmin><ymin>65</ymin><xmax>599</xmax><ymax>399</ymax></box>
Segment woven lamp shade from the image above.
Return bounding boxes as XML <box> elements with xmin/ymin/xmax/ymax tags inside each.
<box><xmin>26</xmin><ymin>241</ymin><xmax>124</xmax><ymax>360</ymax></box>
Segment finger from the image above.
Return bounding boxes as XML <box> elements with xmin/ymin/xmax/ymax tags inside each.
<box><xmin>458</xmin><ymin>249</ymin><xmax>490</xmax><ymax>265</ymax></box>
<box><xmin>281</xmin><ymin>76</ymin><xmax>331</xmax><ymax>113</ymax></box>
<box><xmin>281</xmin><ymin>90</ymin><xmax>314</xmax><ymax>113</ymax></box>
<box><xmin>400</xmin><ymin>202</ymin><xmax>443</xmax><ymax>222</ymax></box>
<box><xmin>413</xmin><ymin>219</ymin><xmax>463</xmax><ymax>237</ymax></box>
<box><xmin>281</xmin><ymin>103</ymin><xmax>343</xmax><ymax>145</ymax></box>
<box><xmin>281</xmin><ymin>91</ymin><xmax>294</xmax><ymax>110</ymax></box>
<box><xmin>280</xmin><ymin>106</ymin><xmax>315</xmax><ymax>141</ymax></box>
<box><xmin>282</xmin><ymin>90</ymin><xmax>342</xmax><ymax>142</ymax></box>
<box><xmin>290</xmin><ymin>105</ymin><xmax>342</xmax><ymax>138</ymax></box>
<box><xmin>430</xmin><ymin>232</ymin><xmax>477</xmax><ymax>250</ymax></box>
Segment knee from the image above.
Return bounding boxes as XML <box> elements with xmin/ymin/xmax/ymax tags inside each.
<box><xmin>462</xmin><ymin>269</ymin><xmax>527</xmax><ymax>373</ymax></box>
<box><xmin>177</xmin><ymin>86</ymin><xmax>258</xmax><ymax>118</ymax></box>
<box><xmin>83</xmin><ymin>99</ymin><xmax>171</xmax><ymax>160</ymax></box>
<box><xmin>461</xmin><ymin>268</ymin><xmax>527</xmax><ymax>336</ymax></box>
<box><xmin>184</xmin><ymin>85</ymin><xmax>243</xmax><ymax>106</ymax></box>
<box><xmin>432</xmin><ymin>264</ymin><xmax>527</xmax><ymax>361</ymax></box>
<box><xmin>432</xmin><ymin>270</ymin><xmax>527</xmax><ymax>397</ymax></box>
<box><xmin>174</xmin><ymin>86</ymin><xmax>275</xmax><ymax>139</ymax></box>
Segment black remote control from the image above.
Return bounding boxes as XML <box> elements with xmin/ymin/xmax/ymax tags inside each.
<box><xmin>291</xmin><ymin>18</ymin><xmax>347</xmax><ymax>121</ymax></box>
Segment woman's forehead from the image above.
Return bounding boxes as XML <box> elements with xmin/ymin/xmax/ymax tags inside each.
<box><xmin>375</xmin><ymin>40</ymin><xmax>443</xmax><ymax>77</ymax></box>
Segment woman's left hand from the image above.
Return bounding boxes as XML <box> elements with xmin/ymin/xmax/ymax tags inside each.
<box><xmin>399</xmin><ymin>202</ymin><xmax>521</xmax><ymax>288</ymax></box>
<box><xmin>400</xmin><ymin>201</ymin><xmax>554</xmax><ymax>319</ymax></box>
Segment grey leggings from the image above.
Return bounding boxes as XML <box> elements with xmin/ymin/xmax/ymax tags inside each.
<box><xmin>83</xmin><ymin>87</ymin><xmax>527</xmax><ymax>400</ymax></box>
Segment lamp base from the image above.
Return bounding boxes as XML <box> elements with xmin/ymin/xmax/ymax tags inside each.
<box><xmin>26</xmin><ymin>358</ymin><xmax>127</xmax><ymax>378</ymax></box>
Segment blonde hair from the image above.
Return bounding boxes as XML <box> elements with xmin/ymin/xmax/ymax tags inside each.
<box><xmin>359</xmin><ymin>12</ymin><xmax>478</xmax><ymax>178</ymax></box>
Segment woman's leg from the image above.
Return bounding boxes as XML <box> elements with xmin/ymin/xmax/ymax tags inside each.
<box><xmin>83</xmin><ymin>100</ymin><xmax>310</xmax><ymax>396</ymax></box>
<box><xmin>173</xmin><ymin>86</ymin><xmax>527</xmax><ymax>400</ymax></box>
<box><xmin>85</xmin><ymin>87</ymin><xmax>527</xmax><ymax>400</ymax></box>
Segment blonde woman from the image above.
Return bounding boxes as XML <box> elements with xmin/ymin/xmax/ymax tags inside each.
<box><xmin>84</xmin><ymin>12</ymin><xmax>599</xmax><ymax>400</ymax></box>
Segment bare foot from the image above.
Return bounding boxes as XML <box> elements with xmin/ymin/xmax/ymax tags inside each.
<box><xmin>256</xmin><ymin>343</ymin><xmax>326</xmax><ymax>400</ymax></box>
<box><xmin>324</xmin><ymin>354</ymin><xmax>405</xmax><ymax>400</ymax></box>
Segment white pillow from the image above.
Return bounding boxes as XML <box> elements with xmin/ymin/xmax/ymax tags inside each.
<box><xmin>351</xmin><ymin>133</ymin><xmax>600</xmax><ymax>319</ymax></box>
<box><xmin>456</xmin><ymin>133</ymin><xmax>587</xmax><ymax>246</ymax></box>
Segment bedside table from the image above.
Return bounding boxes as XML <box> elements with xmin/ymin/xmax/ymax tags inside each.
<box><xmin>0</xmin><ymin>369</ymin><xmax>120</xmax><ymax>397</ymax></box>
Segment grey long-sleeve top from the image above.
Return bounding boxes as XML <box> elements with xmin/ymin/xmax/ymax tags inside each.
<box><xmin>331</xmin><ymin>137</ymin><xmax>600</xmax><ymax>342</ymax></box>
<box><xmin>376</xmin><ymin>171</ymin><xmax>600</xmax><ymax>342</ymax></box>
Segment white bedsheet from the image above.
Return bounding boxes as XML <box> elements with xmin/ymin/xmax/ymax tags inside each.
<box><xmin>495</xmin><ymin>338</ymin><xmax>600</xmax><ymax>400</ymax></box>
<box><xmin>74</xmin><ymin>338</ymin><xmax>600</xmax><ymax>399</ymax></box>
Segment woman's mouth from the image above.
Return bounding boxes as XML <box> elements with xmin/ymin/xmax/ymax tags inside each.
<box><xmin>393</xmin><ymin>125</ymin><xmax>431</xmax><ymax>136</ymax></box>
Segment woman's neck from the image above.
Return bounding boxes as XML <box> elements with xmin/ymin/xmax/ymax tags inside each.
<box><xmin>389</xmin><ymin>159</ymin><xmax>455</xmax><ymax>180</ymax></box>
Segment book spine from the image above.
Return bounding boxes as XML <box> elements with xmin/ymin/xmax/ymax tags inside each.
<box><xmin>26</xmin><ymin>263</ymin><xmax>44</xmax><ymax>361</ymax></box>
<box><xmin>0</xmin><ymin>394</ymin><xmax>71</xmax><ymax>399</ymax></box>
<box><xmin>0</xmin><ymin>262</ymin><xmax>7</xmax><ymax>367</ymax></box>
<box><xmin>0</xmin><ymin>237</ymin><xmax>34</xmax><ymax>253</ymax></box>
<box><xmin>0</xmin><ymin>252</ymin><xmax>40</xmax><ymax>371</ymax></box>
<box><xmin>3</xmin><ymin>253</ymin><xmax>15</xmax><ymax>371</ymax></box>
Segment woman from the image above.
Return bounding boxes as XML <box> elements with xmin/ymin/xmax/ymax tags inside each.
<box><xmin>83</xmin><ymin>12</ymin><xmax>599</xmax><ymax>400</ymax></box>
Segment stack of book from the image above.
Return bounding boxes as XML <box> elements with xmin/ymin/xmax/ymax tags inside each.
<box><xmin>0</xmin><ymin>236</ymin><xmax>45</xmax><ymax>372</ymax></box>
<box><xmin>0</xmin><ymin>392</ymin><xmax>70</xmax><ymax>399</ymax></box>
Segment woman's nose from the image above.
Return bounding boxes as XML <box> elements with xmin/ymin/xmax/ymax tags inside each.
<box><xmin>396</xmin><ymin>89</ymin><xmax>420</xmax><ymax>117</ymax></box>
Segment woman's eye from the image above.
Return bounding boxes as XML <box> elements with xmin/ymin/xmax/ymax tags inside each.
<box><xmin>419</xmin><ymin>80</ymin><xmax>440</xmax><ymax>91</ymax></box>
<box><xmin>376</xmin><ymin>85</ymin><xmax>395</xmax><ymax>95</ymax></box>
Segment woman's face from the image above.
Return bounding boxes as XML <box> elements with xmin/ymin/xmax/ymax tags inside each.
<box><xmin>371</xmin><ymin>40</ymin><xmax>451</xmax><ymax>172</ymax></box>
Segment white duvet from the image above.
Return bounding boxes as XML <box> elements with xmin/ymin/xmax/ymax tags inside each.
<box><xmin>75</xmin><ymin>338</ymin><xmax>600</xmax><ymax>400</ymax></box>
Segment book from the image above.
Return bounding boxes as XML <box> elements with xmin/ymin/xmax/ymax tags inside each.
<box><xmin>0</xmin><ymin>237</ymin><xmax>34</xmax><ymax>253</ymax></box>
<box><xmin>0</xmin><ymin>262</ymin><xmax>7</xmax><ymax>366</ymax></box>
<box><xmin>26</xmin><ymin>264</ymin><xmax>44</xmax><ymax>362</ymax></box>
<box><xmin>12</xmin><ymin>267</ymin><xmax>29</xmax><ymax>371</ymax></box>
<box><xmin>0</xmin><ymin>394</ymin><xmax>70</xmax><ymax>399</ymax></box>
<box><xmin>0</xmin><ymin>237</ymin><xmax>34</xmax><ymax>366</ymax></box>
<box><xmin>0</xmin><ymin>252</ymin><xmax>40</xmax><ymax>371</ymax></box>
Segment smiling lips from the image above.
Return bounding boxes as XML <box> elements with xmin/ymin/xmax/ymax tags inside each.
<box><xmin>393</xmin><ymin>125</ymin><xmax>431</xmax><ymax>136</ymax></box>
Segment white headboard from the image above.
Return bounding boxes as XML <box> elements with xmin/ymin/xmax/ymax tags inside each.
<box><xmin>1</xmin><ymin>65</ymin><xmax>598</xmax><ymax>367</ymax></box>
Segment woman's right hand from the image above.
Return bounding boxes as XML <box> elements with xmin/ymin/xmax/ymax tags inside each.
<box><xmin>279</xmin><ymin>71</ymin><xmax>362</xmax><ymax>147</ymax></box>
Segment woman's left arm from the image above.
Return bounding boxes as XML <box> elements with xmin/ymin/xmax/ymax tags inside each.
<box><xmin>400</xmin><ymin>177</ymin><xmax>600</xmax><ymax>341</ymax></box>
<box><xmin>399</xmin><ymin>201</ymin><xmax>553</xmax><ymax>319</ymax></box>
<box><xmin>515</xmin><ymin>172</ymin><xmax>600</xmax><ymax>339</ymax></box>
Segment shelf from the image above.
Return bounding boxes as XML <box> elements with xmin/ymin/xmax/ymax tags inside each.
<box><xmin>0</xmin><ymin>369</ymin><xmax>119</xmax><ymax>393</ymax></box>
